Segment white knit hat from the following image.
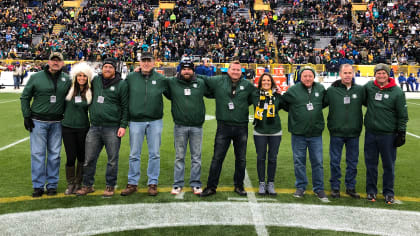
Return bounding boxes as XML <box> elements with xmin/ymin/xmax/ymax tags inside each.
<box><xmin>66</xmin><ymin>62</ymin><xmax>94</xmax><ymax>104</ymax></box>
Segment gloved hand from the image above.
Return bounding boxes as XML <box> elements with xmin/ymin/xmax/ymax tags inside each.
<box><xmin>24</xmin><ymin>117</ymin><xmax>34</xmax><ymax>132</ymax></box>
<box><xmin>394</xmin><ymin>131</ymin><xmax>406</xmax><ymax>147</ymax></box>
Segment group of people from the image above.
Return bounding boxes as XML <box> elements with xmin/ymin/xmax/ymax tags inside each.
<box><xmin>397</xmin><ymin>71</ymin><xmax>420</xmax><ymax>92</ymax></box>
<box><xmin>21</xmin><ymin>51</ymin><xmax>408</xmax><ymax>204</ymax></box>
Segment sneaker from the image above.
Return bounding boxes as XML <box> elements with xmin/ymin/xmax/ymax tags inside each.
<box><xmin>315</xmin><ymin>190</ymin><xmax>329</xmax><ymax>202</ymax></box>
<box><xmin>385</xmin><ymin>195</ymin><xmax>395</xmax><ymax>204</ymax></box>
<box><xmin>367</xmin><ymin>193</ymin><xmax>376</xmax><ymax>202</ymax></box>
<box><xmin>330</xmin><ymin>189</ymin><xmax>340</xmax><ymax>198</ymax></box>
<box><xmin>103</xmin><ymin>186</ymin><xmax>115</xmax><ymax>197</ymax></box>
<box><xmin>192</xmin><ymin>186</ymin><xmax>202</xmax><ymax>195</ymax></box>
<box><xmin>171</xmin><ymin>187</ymin><xmax>182</xmax><ymax>195</ymax></box>
<box><xmin>293</xmin><ymin>188</ymin><xmax>305</xmax><ymax>198</ymax></box>
<box><xmin>258</xmin><ymin>182</ymin><xmax>266</xmax><ymax>195</ymax></box>
<box><xmin>234</xmin><ymin>186</ymin><xmax>247</xmax><ymax>196</ymax></box>
<box><xmin>266</xmin><ymin>182</ymin><xmax>277</xmax><ymax>196</ymax></box>
<box><xmin>148</xmin><ymin>184</ymin><xmax>158</xmax><ymax>196</ymax></box>
<box><xmin>121</xmin><ymin>184</ymin><xmax>138</xmax><ymax>196</ymax></box>
<box><xmin>32</xmin><ymin>188</ymin><xmax>44</xmax><ymax>198</ymax></box>
<box><xmin>46</xmin><ymin>188</ymin><xmax>57</xmax><ymax>196</ymax></box>
<box><xmin>200</xmin><ymin>187</ymin><xmax>216</xmax><ymax>197</ymax></box>
<box><xmin>76</xmin><ymin>186</ymin><xmax>95</xmax><ymax>196</ymax></box>
<box><xmin>346</xmin><ymin>189</ymin><xmax>360</xmax><ymax>199</ymax></box>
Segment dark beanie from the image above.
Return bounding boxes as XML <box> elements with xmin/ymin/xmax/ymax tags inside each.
<box><xmin>103</xmin><ymin>58</ymin><xmax>118</xmax><ymax>69</ymax></box>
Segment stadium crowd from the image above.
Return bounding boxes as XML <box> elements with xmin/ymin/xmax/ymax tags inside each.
<box><xmin>0</xmin><ymin>0</ymin><xmax>419</xmax><ymax>67</ymax></box>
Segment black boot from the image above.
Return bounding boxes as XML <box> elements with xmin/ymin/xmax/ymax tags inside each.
<box><xmin>73</xmin><ymin>162</ymin><xmax>84</xmax><ymax>194</ymax></box>
<box><xmin>65</xmin><ymin>166</ymin><xmax>76</xmax><ymax>195</ymax></box>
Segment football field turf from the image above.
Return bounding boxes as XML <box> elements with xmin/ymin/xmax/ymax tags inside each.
<box><xmin>0</xmin><ymin>93</ymin><xmax>419</xmax><ymax>235</ymax></box>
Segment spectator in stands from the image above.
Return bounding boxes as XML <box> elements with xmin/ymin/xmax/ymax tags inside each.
<box><xmin>121</xmin><ymin>52</ymin><xmax>167</xmax><ymax>197</ymax></box>
<box><xmin>62</xmin><ymin>62</ymin><xmax>93</xmax><ymax>195</ymax></box>
<box><xmin>20</xmin><ymin>52</ymin><xmax>71</xmax><ymax>197</ymax></box>
<box><xmin>363</xmin><ymin>63</ymin><xmax>408</xmax><ymax>204</ymax></box>
<box><xmin>76</xmin><ymin>57</ymin><xmax>128</xmax><ymax>197</ymax></box>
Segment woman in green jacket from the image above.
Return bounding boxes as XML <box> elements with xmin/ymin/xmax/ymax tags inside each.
<box><xmin>253</xmin><ymin>73</ymin><xmax>283</xmax><ymax>195</ymax></box>
<box><xmin>62</xmin><ymin>62</ymin><xmax>93</xmax><ymax>194</ymax></box>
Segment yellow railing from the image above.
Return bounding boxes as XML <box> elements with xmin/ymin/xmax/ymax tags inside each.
<box><xmin>1</xmin><ymin>60</ymin><xmax>419</xmax><ymax>76</ymax></box>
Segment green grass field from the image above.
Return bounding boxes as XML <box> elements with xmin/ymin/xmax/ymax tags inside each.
<box><xmin>0</xmin><ymin>92</ymin><xmax>419</xmax><ymax>235</ymax></box>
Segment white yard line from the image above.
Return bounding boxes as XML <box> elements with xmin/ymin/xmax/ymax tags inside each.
<box><xmin>1</xmin><ymin>202</ymin><xmax>420</xmax><ymax>235</ymax></box>
<box><xmin>175</xmin><ymin>192</ymin><xmax>185</xmax><ymax>200</ymax></box>
<box><xmin>0</xmin><ymin>99</ymin><xmax>19</xmax><ymax>104</ymax></box>
<box><xmin>407</xmin><ymin>102</ymin><xmax>420</xmax><ymax>106</ymax></box>
<box><xmin>407</xmin><ymin>132</ymin><xmax>420</xmax><ymax>139</ymax></box>
<box><xmin>0</xmin><ymin>137</ymin><xmax>29</xmax><ymax>152</ymax></box>
<box><xmin>244</xmin><ymin>170</ymin><xmax>269</xmax><ymax>236</ymax></box>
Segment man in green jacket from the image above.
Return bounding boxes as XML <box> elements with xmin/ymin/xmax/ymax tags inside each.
<box><xmin>282</xmin><ymin>66</ymin><xmax>328</xmax><ymax>202</ymax></box>
<box><xmin>200</xmin><ymin>61</ymin><xmax>257</xmax><ymax>197</ymax></box>
<box><xmin>21</xmin><ymin>52</ymin><xmax>70</xmax><ymax>197</ymax></box>
<box><xmin>121</xmin><ymin>52</ymin><xmax>167</xmax><ymax>197</ymax></box>
<box><xmin>325</xmin><ymin>64</ymin><xmax>365</xmax><ymax>199</ymax></box>
<box><xmin>364</xmin><ymin>64</ymin><xmax>408</xmax><ymax>204</ymax></box>
<box><xmin>76</xmin><ymin>58</ymin><xmax>128</xmax><ymax>198</ymax></box>
<box><xmin>166</xmin><ymin>59</ymin><xmax>211</xmax><ymax>195</ymax></box>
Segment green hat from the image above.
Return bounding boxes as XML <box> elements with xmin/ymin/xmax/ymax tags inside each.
<box><xmin>374</xmin><ymin>63</ymin><xmax>390</xmax><ymax>76</ymax></box>
<box><xmin>299</xmin><ymin>66</ymin><xmax>316</xmax><ymax>77</ymax></box>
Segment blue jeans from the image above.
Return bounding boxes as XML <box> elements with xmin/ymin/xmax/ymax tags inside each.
<box><xmin>291</xmin><ymin>135</ymin><xmax>324</xmax><ymax>193</ymax></box>
<box><xmin>83</xmin><ymin>126</ymin><xmax>121</xmax><ymax>187</ymax></box>
<box><xmin>206</xmin><ymin>123</ymin><xmax>248</xmax><ymax>189</ymax></box>
<box><xmin>173</xmin><ymin>124</ymin><xmax>203</xmax><ymax>188</ymax></box>
<box><xmin>128</xmin><ymin>120</ymin><xmax>163</xmax><ymax>185</ymax></box>
<box><xmin>364</xmin><ymin>131</ymin><xmax>396</xmax><ymax>196</ymax></box>
<box><xmin>13</xmin><ymin>76</ymin><xmax>20</xmax><ymax>89</ymax></box>
<box><xmin>30</xmin><ymin>120</ymin><xmax>62</xmax><ymax>189</ymax></box>
<box><xmin>254</xmin><ymin>135</ymin><xmax>281</xmax><ymax>182</ymax></box>
<box><xmin>329</xmin><ymin>136</ymin><xmax>359</xmax><ymax>190</ymax></box>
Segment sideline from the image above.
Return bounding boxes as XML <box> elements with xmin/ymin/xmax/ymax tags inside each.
<box><xmin>407</xmin><ymin>132</ymin><xmax>420</xmax><ymax>139</ymax></box>
<box><xmin>407</xmin><ymin>102</ymin><xmax>420</xmax><ymax>106</ymax></box>
<box><xmin>2</xmin><ymin>187</ymin><xmax>420</xmax><ymax>204</ymax></box>
<box><xmin>0</xmin><ymin>99</ymin><xmax>19</xmax><ymax>104</ymax></box>
<box><xmin>0</xmin><ymin>137</ymin><xmax>29</xmax><ymax>152</ymax></box>
<box><xmin>1</xmin><ymin>202</ymin><xmax>420</xmax><ymax>235</ymax></box>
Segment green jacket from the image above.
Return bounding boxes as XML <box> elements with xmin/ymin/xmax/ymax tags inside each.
<box><xmin>325</xmin><ymin>80</ymin><xmax>365</xmax><ymax>137</ymax></box>
<box><xmin>165</xmin><ymin>75</ymin><xmax>210</xmax><ymax>127</ymax></box>
<box><xmin>89</xmin><ymin>73</ymin><xmax>128</xmax><ymax>128</ymax></box>
<box><xmin>282</xmin><ymin>82</ymin><xmax>326</xmax><ymax>137</ymax></box>
<box><xmin>126</xmin><ymin>70</ymin><xmax>167</xmax><ymax>122</ymax></box>
<box><xmin>21</xmin><ymin>68</ymin><xmax>70</xmax><ymax>121</ymax></box>
<box><xmin>252</xmin><ymin>91</ymin><xmax>283</xmax><ymax>134</ymax></box>
<box><xmin>62</xmin><ymin>96</ymin><xmax>89</xmax><ymax>129</ymax></box>
<box><xmin>364</xmin><ymin>79</ymin><xmax>408</xmax><ymax>134</ymax></box>
<box><xmin>205</xmin><ymin>75</ymin><xmax>257</xmax><ymax>126</ymax></box>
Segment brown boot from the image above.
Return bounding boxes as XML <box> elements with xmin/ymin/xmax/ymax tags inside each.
<box><xmin>73</xmin><ymin>162</ymin><xmax>84</xmax><ymax>194</ymax></box>
<box><xmin>76</xmin><ymin>186</ymin><xmax>95</xmax><ymax>196</ymax></box>
<box><xmin>148</xmin><ymin>184</ymin><xmax>158</xmax><ymax>196</ymax></box>
<box><xmin>65</xmin><ymin>166</ymin><xmax>76</xmax><ymax>195</ymax></box>
<box><xmin>103</xmin><ymin>186</ymin><xmax>115</xmax><ymax>197</ymax></box>
<box><xmin>121</xmin><ymin>184</ymin><xmax>138</xmax><ymax>196</ymax></box>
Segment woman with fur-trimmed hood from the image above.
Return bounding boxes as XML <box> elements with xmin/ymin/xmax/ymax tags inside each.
<box><xmin>62</xmin><ymin>62</ymin><xmax>93</xmax><ymax>195</ymax></box>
